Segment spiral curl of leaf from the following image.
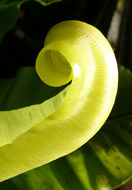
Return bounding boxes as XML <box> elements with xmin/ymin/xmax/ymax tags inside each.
<box><xmin>0</xmin><ymin>20</ymin><xmax>118</xmax><ymax>181</ymax></box>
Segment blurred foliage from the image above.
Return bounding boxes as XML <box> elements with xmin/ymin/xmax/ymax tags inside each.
<box><xmin>0</xmin><ymin>0</ymin><xmax>20</xmax><ymax>43</ymax></box>
<box><xmin>0</xmin><ymin>0</ymin><xmax>62</xmax><ymax>43</ymax></box>
<box><xmin>35</xmin><ymin>0</ymin><xmax>62</xmax><ymax>6</ymax></box>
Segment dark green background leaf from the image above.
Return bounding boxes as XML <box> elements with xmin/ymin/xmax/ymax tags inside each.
<box><xmin>0</xmin><ymin>1</ymin><xmax>20</xmax><ymax>43</ymax></box>
<box><xmin>110</xmin><ymin>66</ymin><xmax>132</xmax><ymax>118</ymax></box>
<box><xmin>0</xmin><ymin>65</ymin><xmax>131</xmax><ymax>190</ymax></box>
<box><xmin>0</xmin><ymin>0</ymin><xmax>62</xmax><ymax>43</ymax></box>
<box><xmin>35</xmin><ymin>0</ymin><xmax>62</xmax><ymax>6</ymax></box>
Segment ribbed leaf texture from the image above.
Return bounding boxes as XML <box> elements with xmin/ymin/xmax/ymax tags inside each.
<box><xmin>0</xmin><ymin>65</ymin><xmax>131</xmax><ymax>190</ymax></box>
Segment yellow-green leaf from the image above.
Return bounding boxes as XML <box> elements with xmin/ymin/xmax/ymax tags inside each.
<box><xmin>0</xmin><ymin>21</ymin><xmax>118</xmax><ymax>182</ymax></box>
<box><xmin>0</xmin><ymin>66</ymin><xmax>131</xmax><ymax>190</ymax></box>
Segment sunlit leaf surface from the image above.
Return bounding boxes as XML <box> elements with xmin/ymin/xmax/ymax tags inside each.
<box><xmin>0</xmin><ymin>65</ymin><xmax>131</xmax><ymax>190</ymax></box>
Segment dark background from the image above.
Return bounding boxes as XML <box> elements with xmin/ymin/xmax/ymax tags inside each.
<box><xmin>0</xmin><ymin>0</ymin><xmax>120</xmax><ymax>77</ymax></box>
